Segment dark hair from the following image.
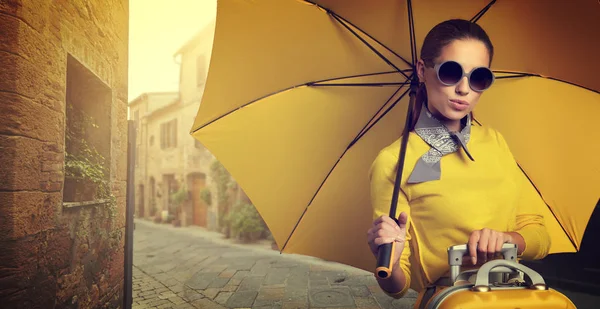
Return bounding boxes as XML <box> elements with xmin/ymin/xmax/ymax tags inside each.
<box><xmin>410</xmin><ymin>19</ymin><xmax>494</xmax><ymax>130</ymax></box>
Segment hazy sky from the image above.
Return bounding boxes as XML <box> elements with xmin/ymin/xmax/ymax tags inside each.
<box><xmin>128</xmin><ymin>0</ymin><xmax>217</xmax><ymax>102</ymax></box>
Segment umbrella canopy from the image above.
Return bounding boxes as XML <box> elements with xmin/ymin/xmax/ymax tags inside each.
<box><xmin>191</xmin><ymin>0</ymin><xmax>600</xmax><ymax>272</ymax></box>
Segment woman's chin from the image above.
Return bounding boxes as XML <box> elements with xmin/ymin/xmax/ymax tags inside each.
<box><xmin>439</xmin><ymin>109</ymin><xmax>469</xmax><ymax>122</ymax></box>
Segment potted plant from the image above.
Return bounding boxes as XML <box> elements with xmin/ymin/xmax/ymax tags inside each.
<box><xmin>169</xmin><ymin>186</ymin><xmax>189</xmax><ymax>227</ymax></box>
<box><xmin>226</xmin><ymin>201</ymin><xmax>267</xmax><ymax>243</ymax></box>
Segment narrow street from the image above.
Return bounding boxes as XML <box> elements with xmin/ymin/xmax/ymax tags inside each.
<box><xmin>132</xmin><ymin>220</ymin><xmax>597</xmax><ymax>309</ymax></box>
<box><xmin>132</xmin><ymin>220</ymin><xmax>417</xmax><ymax>309</ymax></box>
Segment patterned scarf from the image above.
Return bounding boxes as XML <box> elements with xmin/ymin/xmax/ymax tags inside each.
<box><xmin>406</xmin><ymin>104</ymin><xmax>475</xmax><ymax>184</ymax></box>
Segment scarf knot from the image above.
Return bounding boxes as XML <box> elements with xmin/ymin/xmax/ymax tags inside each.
<box><xmin>406</xmin><ymin>105</ymin><xmax>474</xmax><ymax>184</ymax></box>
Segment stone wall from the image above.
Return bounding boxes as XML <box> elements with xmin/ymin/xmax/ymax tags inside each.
<box><xmin>0</xmin><ymin>0</ymin><xmax>128</xmax><ymax>308</ymax></box>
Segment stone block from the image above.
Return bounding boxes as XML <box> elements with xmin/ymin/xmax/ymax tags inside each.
<box><xmin>185</xmin><ymin>272</ymin><xmax>220</xmax><ymax>290</ymax></box>
<box><xmin>0</xmin><ymin>136</ymin><xmax>43</xmax><ymax>191</ymax></box>
<box><xmin>0</xmin><ymin>90</ymin><xmax>64</xmax><ymax>145</ymax></box>
<box><xmin>238</xmin><ymin>275</ymin><xmax>263</xmax><ymax>292</ymax></box>
<box><xmin>281</xmin><ymin>301</ymin><xmax>309</xmax><ymax>309</ymax></box>
<box><xmin>226</xmin><ymin>290</ymin><xmax>258</xmax><ymax>308</ymax></box>
<box><xmin>264</xmin><ymin>268</ymin><xmax>289</xmax><ymax>285</ymax></box>
<box><xmin>0</xmin><ymin>47</ymin><xmax>60</xmax><ymax>105</ymax></box>
<box><xmin>191</xmin><ymin>298</ymin><xmax>227</xmax><ymax>309</ymax></box>
<box><xmin>0</xmin><ymin>191</ymin><xmax>60</xmax><ymax>241</ymax></box>
<box><xmin>308</xmin><ymin>286</ymin><xmax>355</xmax><ymax>308</ymax></box>
<box><xmin>0</xmin><ymin>0</ymin><xmax>51</xmax><ymax>32</ymax></box>
<box><xmin>348</xmin><ymin>285</ymin><xmax>371</xmax><ymax>297</ymax></box>
<box><xmin>201</xmin><ymin>288</ymin><xmax>220</xmax><ymax>299</ymax></box>
<box><xmin>0</xmin><ymin>11</ymin><xmax>19</xmax><ymax>54</ymax></box>
<box><xmin>0</xmin><ymin>234</ymin><xmax>41</xmax><ymax>297</ymax></box>
<box><xmin>218</xmin><ymin>270</ymin><xmax>236</xmax><ymax>278</ymax></box>
<box><xmin>207</xmin><ymin>277</ymin><xmax>229</xmax><ymax>288</ymax></box>
<box><xmin>254</xmin><ymin>287</ymin><xmax>285</xmax><ymax>307</ymax></box>
<box><xmin>354</xmin><ymin>296</ymin><xmax>380</xmax><ymax>309</ymax></box>
<box><xmin>212</xmin><ymin>292</ymin><xmax>231</xmax><ymax>306</ymax></box>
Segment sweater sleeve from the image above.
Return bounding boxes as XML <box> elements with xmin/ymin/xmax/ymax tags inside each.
<box><xmin>497</xmin><ymin>132</ymin><xmax>551</xmax><ymax>260</ymax></box>
<box><xmin>369</xmin><ymin>147</ymin><xmax>413</xmax><ymax>298</ymax></box>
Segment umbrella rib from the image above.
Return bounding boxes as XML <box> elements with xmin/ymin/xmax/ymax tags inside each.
<box><xmin>317</xmin><ymin>70</ymin><xmax>406</xmax><ymax>83</ymax></box>
<box><xmin>309</xmin><ymin>81</ymin><xmax>411</xmax><ymax>87</ymax></box>
<box><xmin>470</xmin><ymin>0</ymin><xmax>497</xmax><ymax>23</ymax></box>
<box><xmin>303</xmin><ymin>1</ymin><xmax>412</xmax><ymax>73</ymax></box>
<box><xmin>492</xmin><ymin>71</ymin><xmax>599</xmax><ymax>94</ymax></box>
<box><xmin>407</xmin><ymin>0</ymin><xmax>417</xmax><ymax>67</ymax></box>
<box><xmin>350</xmin><ymin>82</ymin><xmax>412</xmax><ymax>148</ymax></box>
<box><xmin>515</xmin><ymin>162</ymin><xmax>579</xmax><ymax>251</ymax></box>
<box><xmin>192</xmin><ymin>71</ymin><xmax>406</xmax><ymax>133</ymax></box>
<box><xmin>304</xmin><ymin>0</ymin><xmax>412</xmax><ymax>78</ymax></box>
<box><xmin>279</xmin><ymin>85</ymin><xmax>411</xmax><ymax>253</ymax></box>
<box><xmin>328</xmin><ymin>13</ymin><xmax>410</xmax><ymax>80</ymax></box>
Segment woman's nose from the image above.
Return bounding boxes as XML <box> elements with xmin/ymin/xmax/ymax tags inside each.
<box><xmin>455</xmin><ymin>76</ymin><xmax>470</xmax><ymax>95</ymax></box>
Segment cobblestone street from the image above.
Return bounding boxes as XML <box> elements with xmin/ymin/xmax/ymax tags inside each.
<box><xmin>132</xmin><ymin>220</ymin><xmax>599</xmax><ymax>309</ymax></box>
<box><xmin>132</xmin><ymin>219</ymin><xmax>417</xmax><ymax>309</ymax></box>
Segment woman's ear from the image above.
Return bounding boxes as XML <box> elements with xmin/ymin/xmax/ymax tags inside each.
<box><xmin>416</xmin><ymin>59</ymin><xmax>426</xmax><ymax>83</ymax></box>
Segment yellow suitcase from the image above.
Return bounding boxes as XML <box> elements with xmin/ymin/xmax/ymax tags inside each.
<box><xmin>416</xmin><ymin>244</ymin><xmax>577</xmax><ymax>309</ymax></box>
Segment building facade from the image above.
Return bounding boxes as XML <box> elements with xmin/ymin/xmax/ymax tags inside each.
<box><xmin>128</xmin><ymin>19</ymin><xmax>218</xmax><ymax>230</ymax></box>
<box><xmin>0</xmin><ymin>0</ymin><xmax>129</xmax><ymax>308</ymax></box>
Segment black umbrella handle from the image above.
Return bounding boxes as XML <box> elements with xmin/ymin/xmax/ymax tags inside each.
<box><xmin>376</xmin><ymin>242</ymin><xmax>397</xmax><ymax>278</ymax></box>
<box><xmin>375</xmin><ymin>217</ymin><xmax>400</xmax><ymax>279</ymax></box>
<box><xmin>375</xmin><ymin>78</ymin><xmax>418</xmax><ymax>280</ymax></box>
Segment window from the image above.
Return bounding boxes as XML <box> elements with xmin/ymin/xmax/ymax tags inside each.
<box><xmin>160</xmin><ymin>119</ymin><xmax>177</xmax><ymax>149</ymax></box>
<box><xmin>63</xmin><ymin>54</ymin><xmax>112</xmax><ymax>205</ymax></box>
<box><xmin>196</xmin><ymin>55</ymin><xmax>207</xmax><ymax>87</ymax></box>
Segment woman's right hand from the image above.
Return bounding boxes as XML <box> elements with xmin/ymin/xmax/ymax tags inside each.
<box><xmin>367</xmin><ymin>212</ymin><xmax>408</xmax><ymax>260</ymax></box>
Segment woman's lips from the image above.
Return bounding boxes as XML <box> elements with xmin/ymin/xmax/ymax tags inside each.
<box><xmin>450</xmin><ymin>99</ymin><xmax>469</xmax><ymax>111</ymax></box>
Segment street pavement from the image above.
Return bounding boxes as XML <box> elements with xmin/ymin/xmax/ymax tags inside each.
<box><xmin>132</xmin><ymin>219</ymin><xmax>598</xmax><ymax>309</ymax></box>
<box><xmin>132</xmin><ymin>219</ymin><xmax>417</xmax><ymax>309</ymax></box>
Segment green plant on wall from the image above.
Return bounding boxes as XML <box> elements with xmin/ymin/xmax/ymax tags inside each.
<box><xmin>200</xmin><ymin>188</ymin><xmax>212</xmax><ymax>206</ymax></box>
<box><xmin>170</xmin><ymin>185</ymin><xmax>189</xmax><ymax>215</ymax></box>
<box><xmin>210</xmin><ymin>160</ymin><xmax>231</xmax><ymax>228</ymax></box>
<box><xmin>65</xmin><ymin>103</ymin><xmax>116</xmax><ymax>218</ymax></box>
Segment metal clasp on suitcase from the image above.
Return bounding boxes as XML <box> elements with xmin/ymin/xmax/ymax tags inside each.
<box><xmin>447</xmin><ymin>243</ymin><xmax>520</xmax><ymax>285</ymax></box>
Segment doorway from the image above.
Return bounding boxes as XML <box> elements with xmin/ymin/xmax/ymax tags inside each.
<box><xmin>188</xmin><ymin>173</ymin><xmax>207</xmax><ymax>227</ymax></box>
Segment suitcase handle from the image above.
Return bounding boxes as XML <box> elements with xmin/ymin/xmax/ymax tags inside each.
<box><xmin>447</xmin><ymin>243</ymin><xmax>518</xmax><ymax>282</ymax></box>
<box><xmin>471</xmin><ymin>259</ymin><xmax>547</xmax><ymax>292</ymax></box>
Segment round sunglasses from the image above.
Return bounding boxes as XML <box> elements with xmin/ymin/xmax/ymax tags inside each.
<box><xmin>433</xmin><ymin>60</ymin><xmax>495</xmax><ymax>92</ymax></box>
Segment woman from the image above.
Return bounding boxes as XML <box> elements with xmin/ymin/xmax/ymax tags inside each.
<box><xmin>366</xmin><ymin>19</ymin><xmax>551</xmax><ymax>299</ymax></box>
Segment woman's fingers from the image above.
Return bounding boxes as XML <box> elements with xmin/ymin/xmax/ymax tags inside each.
<box><xmin>467</xmin><ymin>229</ymin><xmax>511</xmax><ymax>265</ymax></box>
<box><xmin>468</xmin><ymin>231</ymin><xmax>481</xmax><ymax>265</ymax></box>
<box><xmin>486</xmin><ymin>231</ymin><xmax>498</xmax><ymax>261</ymax></box>
<box><xmin>495</xmin><ymin>234</ymin><xmax>505</xmax><ymax>259</ymax></box>
<box><xmin>397</xmin><ymin>212</ymin><xmax>408</xmax><ymax>229</ymax></box>
<box><xmin>367</xmin><ymin>214</ymin><xmax>407</xmax><ymax>256</ymax></box>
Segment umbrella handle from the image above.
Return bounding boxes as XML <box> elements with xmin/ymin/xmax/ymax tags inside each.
<box><xmin>375</xmin><ymin>242</ymin><xmax>396</xmax><ymax>279</ymax></box>
<box><xmin>376</xmin><ymin>215</ymin><xmax>401</xmax><ymax>279</ymax></box>
<box><xmin>375</xmin><ymin>79</ymin><xmax>418</xmax><ymax>280</ymax></box>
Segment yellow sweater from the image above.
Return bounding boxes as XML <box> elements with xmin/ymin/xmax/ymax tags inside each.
<box><xmin>369</xmin><ymin>124</ymin><xmax>551</xmax><ymax>297</ymax></box>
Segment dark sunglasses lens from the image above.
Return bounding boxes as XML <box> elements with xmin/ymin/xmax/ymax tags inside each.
<box><xmin>470</xmin><ymin>67</ymin><xmax>494</xmax><ymax>91</ymax></box>
<box><xmin>438</xmin><ymin>61</ymin><xmax>463</xmax><ymax>85</ymax></box>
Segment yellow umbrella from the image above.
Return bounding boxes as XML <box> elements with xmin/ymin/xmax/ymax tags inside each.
<box><xmin>191</xmin><ymin>0</ymin><xmax>600</xmax><ymax>273</ymax></box>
